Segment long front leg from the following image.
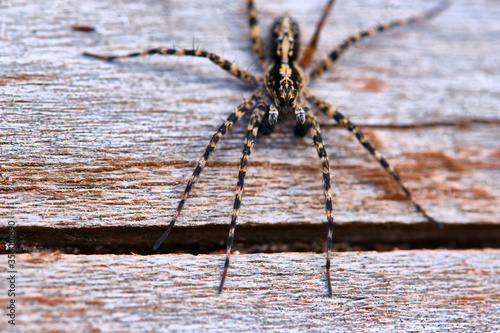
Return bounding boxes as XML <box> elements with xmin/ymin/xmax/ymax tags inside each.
<box><xmin>305</xmin><ymin>107</ymin><xmax>335</xmax><ymax>296</ymax></box>
<box><xmin>309</xmin><ymin>2</ymin><xmax>449</xmax><ymax>79</ymax></box>
<box><xmin>153</xmin><ymin>89</ymin><xmax>264</xmax><ymax>251</ymax></box>
<box><xmin>298</xmin><ymin>0</ymin><xmax>336</xmax><ymax>69</ymax></box>
<box><xmin>247</xmin><ymin>0</ymin><xmax>270</xmax><ymax>69</ymax></box>
<box><xmin>218</xmin><ymin>97</ymin><xmax>267</xmax><ymax>293</ymax></box>
<box><xmin>84</xmin><ymin>48</ymin><xmax>259</xmax><ymax>85</ymax></box>
<box><xmin>305</xmin><ymin>91</ymin><xmax>442</xmax><ymax>228</ymax></box>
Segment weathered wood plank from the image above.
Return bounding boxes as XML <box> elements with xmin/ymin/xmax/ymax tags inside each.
<box><xmin>1</xmin><ymin>2</ymin><xmax>498</xmax><ymax>331</ymax></box>
<box><xmin>1</xmin><ymin>0</ymin><xmax>499</xmax><ymax>232</ymax></box>
<box><xmin>2</xmin><ymin>250</ymin><xmax>498</xmax><ymax>331</ymax></box>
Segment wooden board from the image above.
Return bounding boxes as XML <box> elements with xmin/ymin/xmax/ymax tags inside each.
<box><xmin>1</xmin><ymin>2</ymin><xmax>499</xmax><ymax>330</ymax></box>
<box><xmin>1</xmin><ymin>0</ymin><xmax>499</xmax><ymax>268</ymax></box>
<box><xmin>1</xmin><ymin>250</ymin><xmax>498</xmax><ymax>331</ymax></box>
<box><xmin>2</xmin><ymin>0</ymin><xmax>499</xmax><ymax>234</ymax></box>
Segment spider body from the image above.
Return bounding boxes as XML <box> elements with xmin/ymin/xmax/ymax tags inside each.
<box><xmin>84</xmin><ymin>0</ymin><xmax>448</xmax><ymax>296</ymax></box>
<box><xmin>265</xmin><ymin>15</ymin><xmax>306</xmax><ymax>127</ymax></box>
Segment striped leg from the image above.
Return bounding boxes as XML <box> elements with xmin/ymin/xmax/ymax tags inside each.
<box><xmin>247</xmin><ymin>0</ymin><xmax>270</xmax><ymax>69</ymax></box>
<box><xmin>218</xmin><ymin>97</ymin><xmax>267</xmax><ymax>293</ymax></box>
<box><xmin>309</xmin><ymin>1</ymin><xmax>450</xmax><ymax>79</ymax></box>
<box><xmin>305</xmin><ymin>107</ymin><xmax>335</xmax><ymax>296</ymax></box>
<box><xmin>305</xmin><ymin>91</ymin><xmax>442</xmax><ymax>228</ymax></box>
<box><xmin>84</xmin><ymin>48</ymin><xmax>258</xmax><ymax>85</ymax></box>
<box><xmin>298</xmin><ymin>0</ymin><xmax>336</xmax><ymax>69</ymax></box>
<box><xmin>153</xmin><ymin>90</ymin><xmax>264</xmax><ymax>251</ymax></box>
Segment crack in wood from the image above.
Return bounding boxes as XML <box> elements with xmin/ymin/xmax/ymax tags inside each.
<box><xmin>2</xmin><ymin>223</ymin><xmax>498</xmax><ymax>255</ymax></box>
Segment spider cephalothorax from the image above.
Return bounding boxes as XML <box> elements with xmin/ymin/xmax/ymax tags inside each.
<box><xmin>265</xmin><ymin>15</ymin><xmax>306</xmax><ymax>125</ymax></box>
<box><xmin>84</xmin><ymin>0</ymin><xmax>448</xmax><ymax>296</ymax></box>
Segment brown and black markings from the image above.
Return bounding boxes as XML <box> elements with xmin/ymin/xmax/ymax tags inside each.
<box><xmin>84</xmin><ymin>0</ymin><xmax>449</xmax><ymax>296</ymax></box>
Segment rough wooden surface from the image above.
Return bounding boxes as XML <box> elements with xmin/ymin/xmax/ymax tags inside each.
<box><xmin>1</xmin><ymin>1</ymin><xmax>499</xmax><ymax>331</ymax></box>
<box><xmin>0</xmin><ymin>250</ymin><xmax>497</xmax><ymax>332</ymax></box>
<box><xmin>1</xmin><ymin>0</ymin><xmax>499</xmax><ymax>233</ymax></box>
<box><xmin>0</xmin><ymin>0</ymin><xmax>500</xmax><ymax>332</ymax></box>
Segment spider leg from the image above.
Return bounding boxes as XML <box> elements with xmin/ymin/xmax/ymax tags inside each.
<box><xmin>153</xmin><ymin>88</ymin><xmax>265</xmax><ymax>250</ymax></box>
<box><xmin>298</xmin><ymin>0</ymin><xmax>336</xmax><ymax>69</ymax></box>
<box><xmin>305</xmin><ymin>90</ymin><xmax>442</xmax><ymax>228</ymax></box>
<box><xmin>304</xmin><ymin>106</ymin><xmax>335</xmax><ymax>297</ymax></box>
<box><xmin>218</xmin><ymin>96</ymin><xmax>268</xmax><ymax>293</ymax></box>
<box><xmin>309</xmin><ymin>1</ymin><xmax>450</xmax><ymax>79</ymax></box>
<box><xmin>84</xmin><ymin>48</ymin><xmax>259</xmax><ymax>85</ymax></box>
<box><xmin>247</xmin><ymin>0</ymin><xmax>270</xmax><ymax>69</ymax></box>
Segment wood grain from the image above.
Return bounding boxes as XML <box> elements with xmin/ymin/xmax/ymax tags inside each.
<box><xmin>1</xmin><ymin>1</ymin><xmax>499</xmax><ymax>330</ymax></box>
<box><xmin>2</xmin><ymin>0</ymin><xmax>499</xmax><ymax>234</ymax></box>
<box><xmin>1</xmin><ymin>250</ymin><xmax>498</xmax><ymax>331</ymax></box>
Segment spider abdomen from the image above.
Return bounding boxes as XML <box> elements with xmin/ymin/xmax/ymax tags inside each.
<box><xmin>269</xmin><ymin>15</ymin><xmax>300</xmax><ymax>63</ymax></box>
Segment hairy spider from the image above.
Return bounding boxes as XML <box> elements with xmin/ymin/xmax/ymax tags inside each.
<box><xmin>84</xmin><ymin>0</ymin><xmax>448</xmax><ymax>296</ymax></box>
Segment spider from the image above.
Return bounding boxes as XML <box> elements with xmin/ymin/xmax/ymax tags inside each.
<box><xmin>84</xmin><ymin>0</ymin><xmax>448</xmax><ymax>296</ymax></box>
